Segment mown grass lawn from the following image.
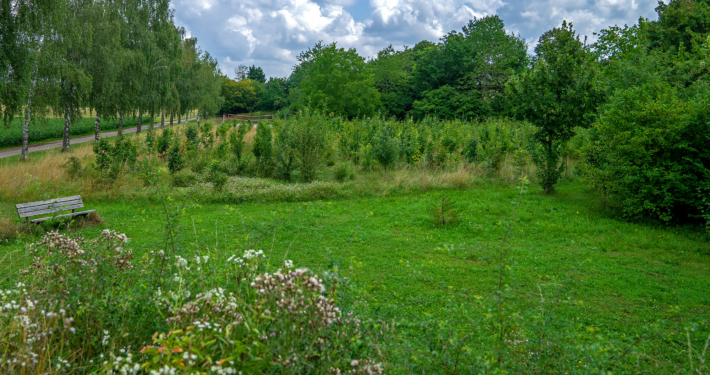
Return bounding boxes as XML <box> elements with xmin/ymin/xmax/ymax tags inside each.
<box><xmin>3</xmin><ymin>180</ymin><xmax>708</xmax><ymax>343</ymax></box>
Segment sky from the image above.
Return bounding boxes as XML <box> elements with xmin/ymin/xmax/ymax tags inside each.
<box><xmin>171</xmin><ymin>0</ymin><xmax>663</xmax><ymax>80</ymax></box>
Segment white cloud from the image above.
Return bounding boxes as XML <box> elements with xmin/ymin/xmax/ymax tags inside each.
<box><xmin>172</xmin><ymin>0</ymin><xmax>661</xmax><ymax>78</ymax></box>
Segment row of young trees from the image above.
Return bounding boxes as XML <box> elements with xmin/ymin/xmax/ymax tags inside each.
<box><xmin>0</xmin><ymin>0</ymin><xmax>223</xmax><ymax>160</ymax></box>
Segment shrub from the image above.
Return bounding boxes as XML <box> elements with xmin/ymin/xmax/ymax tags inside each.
<box><xmin>372</xmin><ymin>125</ymin><xmax>398</xmax><ymax>170</ymax></box>
<box><xmin>292</xmin><ymin>113</ymin><xmax>325</xmax><ymax>182</ymax></box>
<box><xmin>333</xmin><ymin>162</ymin><xmax>355</xmax><ymax>182</ymax></box>
<box><xmin>167</xmin><ymin>144</ymin><xmax>185</xmax><ymax>174</ymax></box>
<box><xmin>206</xmin><ymin>160</ymin><xmax>228</xmax><ymax>191</ymax></box>
<box><xmin>62</xmin><ymin>156</ymin><xmax>83</xmax><ymax>180</ymax></box>
<box><xmin>156</xmin><ymin>128</ymin><xmax>173</xmax><ymax>158</ymax></box>
<box><xmin>273</xmin><ymin>120</ymin><xmax>296</xmax><ymax>181</ymax></box>
<box><xmin>582</xmin><ymin>82</ymin><xmax>710</xmax><ymax>223</ymax></box>
<box><xmin>252</xmin><ymin>122</ymin><xmax>273</xmax><ymax>175</ymax></box>
<box><xmin>229</xmin><ymin>122</ymin><xmax>252</xmax><ymax>161</ymax></box>
<box><xmin>185</xmin><ymin>125</ymin><xmax>200</xmax><ymax>151</ymax></box>
<box><xmin>464</xmin><ymin>138</ymin><xmax>479</xmax><ymax>162</ymax></box>
<box><xmin>92</xmin><ymin>137</ymin><xmax>138</xmax><ymax>181</ymax></box>
<box><xmin>430</xmin><ymin>196</ymin><xmax>458</xmax><ymax>227</ymax></box>
<box><xmin>145</xmin><ymin>127</ymin><xmax>156</xmax><ymax>152</ymax></box>
<box><xmin>172</xmin><ymin>170</ymin><xmax>197</xmax><ymax>187</ymax></box>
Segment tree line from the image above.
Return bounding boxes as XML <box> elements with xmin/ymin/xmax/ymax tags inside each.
<box><xmin>222</xmin><ymin>0</ymin><xmax>708</xmax><ymax>224</ymax></box>
<box><xmin>0</xmin><ymin>0</ymin><xmax>223</xmax><ymax>160</ymax></box>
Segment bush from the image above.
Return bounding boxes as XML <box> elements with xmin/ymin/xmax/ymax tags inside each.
<box><xmin>167</xmin><ymin>144</ymin><xmax>185</xmax><ymax>174</ymax></box>
<box><xmin>185</xmin><ymin>125</ymin><xmax>199</xmax><ymax>151</ymax></box>
<box><xmin>156</xmin><ymin>128</ymin><xmax>173</xmax><ymax>158</ymax></box>
<box><xmin>372</xmin><ymin>125</ymin><xmax>398</xmax><ymax>169</ymax></box>
<box><xmin>581</xmin><ymin>82</ymin><xmax>710</xmax><ymax>223</ymax></box>
<box><xmin>229</xmin><ymin>122</ymin><xmax>252</xmax><ymax>161</ymax></box>
<box><xmin>464</xmin><ymin>138</ymin><xmax>479</xmax><ymax>162</ymax></box>
<box><xmin>252</xmin><ymin>122</ymin><xmax>273</xmax><ymax>175</ymax></box>
<box><xmin>92</xmin><ymin>137</ymin><xmax>138</xmax><ymax>181</ymax></box>
<box><xmin>333</xmin><ymin>162</ymin><xmax>355</xmax><ymax>182</ymax></box>
<box><xmin>273</xmin><ymin>120</ymin><xmax>296</xmax><ymax>181</ymax></box>
<box><xmin>292</xmin><ymin>112</ymin><xmax>325</xmax><ymax>182</ymax></box>
<box><xmin>172</xmin><ymin>170</ymin><xmax>197</xmax><ymax>187</ymax></box>
<box><xmin>62</xmin><ymin>156</ymin><xmax>83</xmax><ymax>180</ymax></box>
<box><xmin>206</xmin><ymin>160</ymin><xmax>228</xmax><ymax>191</ymax></box>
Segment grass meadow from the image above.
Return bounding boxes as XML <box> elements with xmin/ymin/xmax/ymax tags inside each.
<box><xmin>0</xmin><ymin>118</ymin><xmax>709</xmax><ymax>373</ymax></box>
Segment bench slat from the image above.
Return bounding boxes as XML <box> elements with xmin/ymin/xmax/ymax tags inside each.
<box><xmin>17</xmin><ymin>199</ymin><xmax>83</xmax><ymax>214</ymax></box>
<box><xmin>29</xmin><ymin>210</ymin><xmax>96</xmax><ymax>223</ymax></box>
<box><xmin>16</xmin><ymin>196</ymin><xmax>82</xmax><ymax>209</ymax></box>
<box><xmin>19</xmin><ymin>203</ymin><xmax>85</xmax><ymax>218</ymax></box>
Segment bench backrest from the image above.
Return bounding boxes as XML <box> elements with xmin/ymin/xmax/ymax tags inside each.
<box><xmin>16</xmin><ymin>196</ymin><xmax>85</xmax><ymax>219</ymax></box>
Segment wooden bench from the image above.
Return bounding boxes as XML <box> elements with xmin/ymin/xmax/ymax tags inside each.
<box><xmin>16</xmin><ymin>196</ymin><xmax>96</xmax><ymax>224</ymax></box>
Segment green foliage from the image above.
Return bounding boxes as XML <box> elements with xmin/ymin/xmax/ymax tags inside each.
<box><xmin>507</xmin><ymin>21</ymin><xmax>603</xmax><ymax>192</ymax></box>
<box><xmin>247</xmin><ymin>65</ymin><xmax>266</xmax><ymax>83</ymax></box>
<box><xmin>228</xmin><ymin>122</ymin><xmax>251</xmax><ymax>161</ymax></box>
<box><xmin>167</xmin><ymin>143</ymin><xmax>185</xmax><ymax>174</ymax></box>
<box><xmin>296</xmin><ymin>42</ymin><xmax>380</xmax><ymax>118</ymax></box>
<box><xmin>156</xmin><ymin>128</ymin><xmax>173</xmax><ymax>158</ymax></box>
<box><xmin>62</xmin><ymin>156</ymin><xmax>83</xmax><ymax>180</ymax></box>
<box><xmin>371</xmin><ymin>124</ymin><xmax>398</xmax><ymax>169</ymax></box>
<box><xmin>184</xmin><ymin>124</ymin><xmax>199</xmax><ymax>151</ymax></box>
<box><xmin>581</xmin><ymin>81</ymin><xmax>710</xmax><ymax>223</ymax></box>
<box><xmin>92</xmin><ymin>136</ymin><xmax>138</xmax><ymax>181</ymax></box>
<box><xmin>333</xmin><ymin>162</ymin><xmax>355</xmax><ymax>182</ymax></box>
<box><xmin>252</xmin><ymin>122</ymin><xmax>273</xmax><ymax>173</ymax></box>
<box><xmin>412</xmin><ymin>85</ymin><xmax>491</xmax><ymax>120</ymax></box>
<box><xmin>220</xmin><ymin>77</ymin><xmax>260</xmax><ymax>114</ymax></box>
<box><xmin>0</xmin><ymin>116</ymin><xmax>148</xmax><ymax>148</ymax></box>
<box><xmin>464</xmin><ymin>138</ymin><xmax>479</xmax><ymax>162</ymax></box>
<box><xmin>206</xmin><ymin>159</ymin><xmax>228</xmax><ymax>191</ymax></box>
<box><xmin>144</xmin><ymin>127</ymin><xmax>156</xmax><ymax>152</ymax></box>
<box><xmin>291</xmin><ymin>111</ymin><xmax>326</xmax><ymax>182</ymax></box>
<box><xmin>272</xmin><ymin>119</ymin><xmax>296</xmax><ymax>181</ymax></box>
<box><xmin>171</xmin><ymin>170</ymin><xmax>197</xmax><ymax>187</ymax></box>
<box><xmin>430</xmin><ymin>196</ymin><xmax>458</xmax><ymax>227</ymax></box>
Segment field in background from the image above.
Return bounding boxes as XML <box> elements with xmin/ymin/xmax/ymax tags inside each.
<box><xmin>0</xmin><ymin>114</ymin><xmax>150</xmax><ymax>148</ymax></box>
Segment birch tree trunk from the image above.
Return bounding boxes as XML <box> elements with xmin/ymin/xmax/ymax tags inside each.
<box><xmin>62</xmin><ymin>106</ymin><xmax>71</xmax><ymax>152</ymax></box>
<box><xmin>169</xmin><ymin>110</ymin><xmax>173</xmax><ymax>125</ymax></box>
<box><xmin>118</xmin><ymin>110</ymin><xmax>124</xmax><ymax>136</ymax></box>
<box><xmin>196</xmin><ymin>110</ymin><xmax>200</xmax><ymax>122</ymax></box>
<box><xmin>20</xmin><ymin>64</ymin><xmax>38</xmax><ymax>161</ymax></box>
<box><xmin>94</xmin><ymin>113</ymin><xmax>101</xmax><ymax>142</ymax></box>
<box><xmin>137</xmin><ymin>109</ymin><xmax>142</xmax><ymax>134</ymax></box>
<box><xmin>161</xmin><ymin>109</ymin><xmax>164</xmax><ymax>128</ymax></box>
<box><xmin>178</xmin><ymin>111</ymin><xmax>181</xmax><ymax>124</ymax></box>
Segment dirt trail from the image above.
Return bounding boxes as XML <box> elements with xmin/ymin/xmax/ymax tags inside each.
<box><xmin>0</xmin><ymin>118</ymin><xmax>196</xmax><ymax>160</ymax></box>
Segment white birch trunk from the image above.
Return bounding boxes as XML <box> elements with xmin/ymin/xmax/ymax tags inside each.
<box><xmin>20</xmin><ymin>67</ymin><xmax>37</xmax><ymax>161</ymax></box>
<box><xmin>62</xmin><ymin>106</ymin><xmax>71</xmax><ymax>152</ymax></box>
<box><xmin>94</xmin><ymin>113</ymin><xmax>101</xmax><ymax>142</ymax></box>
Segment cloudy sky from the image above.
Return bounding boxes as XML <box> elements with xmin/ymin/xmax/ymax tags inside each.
<box><xmin>171</xmin><ymin>0</ymin><xmax>662</xmax><ymax>79</ymax></box>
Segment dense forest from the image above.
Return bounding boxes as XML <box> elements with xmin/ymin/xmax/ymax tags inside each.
<box><xmin>0</xmin><ymin>0</ymin><xmax>223</xmax><ymax>159</ymax></box>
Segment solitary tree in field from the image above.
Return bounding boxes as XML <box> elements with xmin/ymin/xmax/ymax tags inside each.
<box><xmin>507</xmin><ymin>21</ymin><xmax>603</xmax><ymax>192</ymax></box>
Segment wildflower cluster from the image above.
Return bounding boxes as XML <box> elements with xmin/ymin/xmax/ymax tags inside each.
<box><xmin>0</xmin><ymin>282</ymin><xmax>76</xmax><ymax>373</ymax></box>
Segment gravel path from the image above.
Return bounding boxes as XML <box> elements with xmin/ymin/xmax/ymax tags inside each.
<box><xmin>0</xmin><ymin>118</ymin><xmax>196</xmax><ymax>160</ymax></box>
